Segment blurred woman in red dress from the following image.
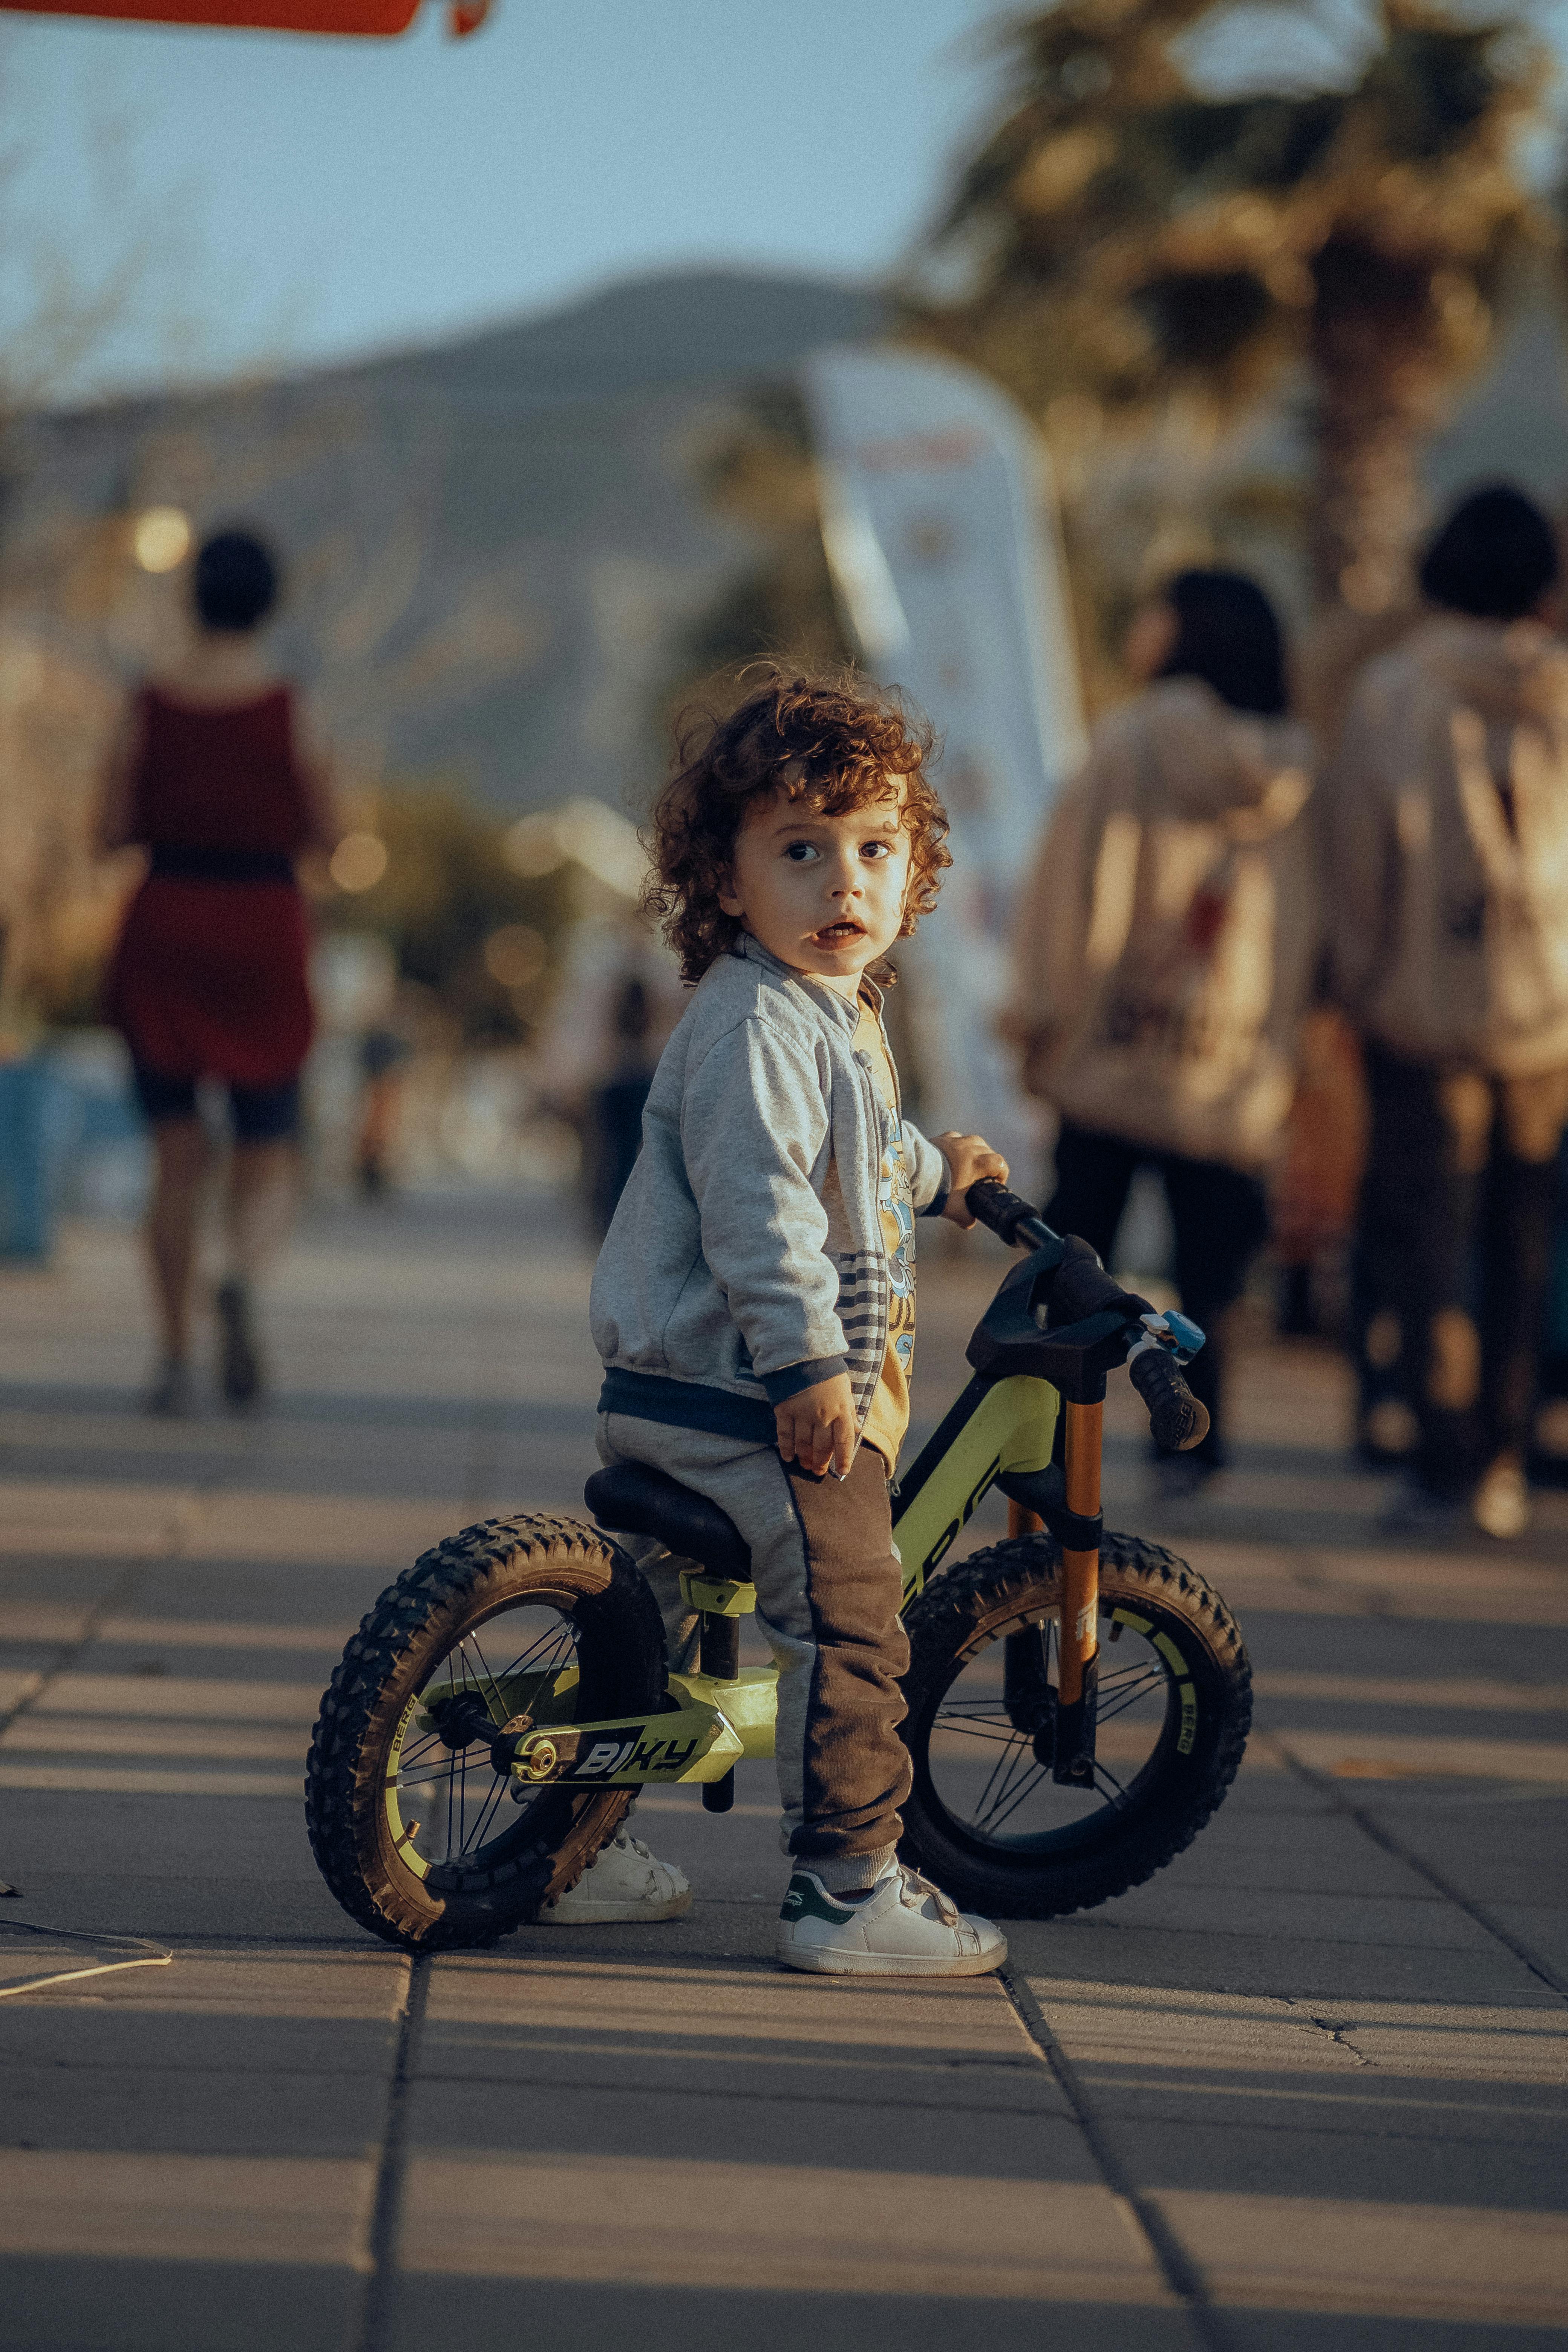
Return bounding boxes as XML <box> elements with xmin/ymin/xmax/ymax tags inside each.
<box><xmin>100</xmin><ymin>530</ymin><xmax>338</xmax><ymax>1413</ymax></box>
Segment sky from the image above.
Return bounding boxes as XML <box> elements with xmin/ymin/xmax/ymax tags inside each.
<box><xmin>8</xmin><ymin>0</ymin><xmax>1568</xmax><ymax>409</ymax></box>
<box><xmin>0</xmin><ymin>0</ymin><xmax>1003</xmax><ymax>402</ymax></box>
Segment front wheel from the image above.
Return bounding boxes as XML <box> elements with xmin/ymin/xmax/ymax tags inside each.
<box><xmin>305</xmin><ymin>1512</ymin><xmax>666</xmax><ymax>1951</ymax></box>
<box><xmin>899</xmin><ymin>1529</ymin><xmax>1251</xmax><ymax>1920</ymax></box>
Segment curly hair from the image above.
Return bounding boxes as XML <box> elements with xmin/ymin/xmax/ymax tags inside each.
<box><xmin>644</xmin><ymin>664</ymin><xmax>951</xmax><ymax>984</ymax></box>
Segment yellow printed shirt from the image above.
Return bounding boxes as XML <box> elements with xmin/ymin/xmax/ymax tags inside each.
<box><xmin>855</xmin><ymin>994</ymin><xmax>917</xmax><ymax>1470</ymax></box>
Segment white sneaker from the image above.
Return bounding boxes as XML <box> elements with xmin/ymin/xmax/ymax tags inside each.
<box><xmin>1473</xmin><ymin>1454</ymin><xmax>1530</xmax><ymax>1541</ymax></box>
<box><xmin>544</xmin><ymin>1827</ymin><xmax>692</xmax><ymax>1923</ymax></box>
<box><xmin>776</xmin><ymin>1862</ymin><xmax>1006</xmax><ymax>1978</ymax></box>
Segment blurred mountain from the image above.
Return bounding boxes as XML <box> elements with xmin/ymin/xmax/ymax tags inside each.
<box><xmin>6</xmin><ymin>256</ymin><xmax>1564</xmax><ymax>849</ymax></box>
<box><xmin>3</xmin><ymin>268</ymin><xmax>885</xmax><ymax>816</ymax></box>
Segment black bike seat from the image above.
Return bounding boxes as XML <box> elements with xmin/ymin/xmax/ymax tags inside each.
<box><xmin>584</xmin><ymin>1462</ymin><xmax>752</xmax><ymax>1583</ymax></box>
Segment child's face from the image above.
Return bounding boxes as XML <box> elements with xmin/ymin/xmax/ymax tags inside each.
<box><xmin>719</xmin><ymin>785</ymin><xmax>912</xmax><ymax>991</ymax></box>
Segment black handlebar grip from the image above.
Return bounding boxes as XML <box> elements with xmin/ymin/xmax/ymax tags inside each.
<box><xmin>964</xmin><ymin>1180</ymin><xmax>1042</xmax><ymax>1245</ymax></box>
<box><xmin>1128</xmin><ymin>1346</ymin><xmax>1211</xmax><ymax>1454</ymax></box>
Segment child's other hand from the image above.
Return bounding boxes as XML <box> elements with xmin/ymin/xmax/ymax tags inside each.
<box><xmin>775</xmin><ymin>1373</ymin><xmax>857</xmax><ymax>1478</ymax></box>
<box><xmin>933</xmin><ymin>1132</ymin><xmax>1009</xmax><ymax>1228</ymax></box>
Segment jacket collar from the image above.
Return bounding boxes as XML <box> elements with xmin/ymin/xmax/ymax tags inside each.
<box><xmin>731</xmin><ymin>932</ymin><xmax>873</xmax><ymax>1033</ymax></box>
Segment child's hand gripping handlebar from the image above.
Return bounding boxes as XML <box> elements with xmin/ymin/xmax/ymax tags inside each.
<box><xmin>963</xmin><ymin>1180</ymin><xmax>1211</xmax><ymax>1454</ymax></box>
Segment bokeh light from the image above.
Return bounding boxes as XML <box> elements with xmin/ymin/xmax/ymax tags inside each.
<box><xmin>502</xmin><ymin>812</ymin><xmax>566</xmax><ymax>878</ymax></box>
<box><xmin>133</xmin><ymin>507</ymin><xmax>192</xmax><ymax>574</ymax></box>
<box><xmin>483</xmin><ymin>923</ymin><xmax>547</xmax><ymax>988</ymax></box>
<box><xmin>329</xmin><ymin>831</ymin><xmax>389</xmax><ymax>893</ymax></box>
<box><xmin>503</xmin><ymin>799</ymin><xmax>647</xmax><ymax>896</ymax></box>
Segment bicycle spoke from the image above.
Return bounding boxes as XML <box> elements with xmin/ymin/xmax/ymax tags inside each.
<box><xmin>924</xmin><ymin>1589</ymin><xmax>1188</xmax><ymax>1857</ymax></box>
<box><xmin>397</xmin><ymin>1756</ymin><xmax>476</xmax><ymax>1790</ymax></box>
<box><xmin>971</xmin><ymin>1726</ymin><xmax>1027</xmax><ymax>1821</ymax></box>
<box><xmin>459</xmin><ymin>1769</ymin><xmax>510</xmax><ymax>1858</ymax></box>
<box><xmin>1096</xmin><ymin>1668</ymin><xmax>1167</xmax><ymax>1726</ymax></box>
<box><xmin>932</xmin><ymin>1714</ymin><xmax>1032</xmax><ymax>1746</ymax></box>
<box><xmin>972</xmin><ymin>1731</ymin><xmax>1040</xmax><ymax>1829</ymax></box>
<box><xmin>394</xmin><ymin>1727</ymin><xmax>450</xmax><ymax>1767</ymax></box>
<box><xmin>453</xmin><ymin>1631</ymin><xmax>505</xmax><ymax>1719</ymax></box>
<box><xmin>484</xmin><ymin>1616</ymin><xmax>574</xmax><ymax>1691</ymax></box>
<box><xmin>1098</xmin><ymin>1660</ymin><xmax>1163</xmax><ymax>1696</ymax></box>
<box><xmin>401</xmin><ymin>1601</ymin><xmax>588</xmax><ymax>1867</ymax></box>
<box><xmin>451</xmin><ymin>1616</ymin><xmax>563</xmax><ymax>1721</ymax></box>
<box><xmin>977</xmin><ymin>1759</ymin><xmax>1050</xmax><ymax>1834</ymax></box>
<box><xmin>973</xmin><ymin>1731</ymin><xmax>1025</xmax><ymax>1816</ymax></box>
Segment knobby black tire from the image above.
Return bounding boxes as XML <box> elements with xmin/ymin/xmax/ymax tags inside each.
<box><xmin>899</xmin><ymin>1527</ymin><xmax>1251</xmax><ymax>1920</ymax></box>
<box><xmin>305</xmin><ymin>1512</ymin><xmax>665</xmax><ymax>1951</ymax></box>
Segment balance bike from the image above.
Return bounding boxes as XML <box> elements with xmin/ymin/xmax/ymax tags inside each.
<box><xmin>306</xmin><ymin>1181</ymin><xmax>1252</xmax><ymax>1949</ymax></box>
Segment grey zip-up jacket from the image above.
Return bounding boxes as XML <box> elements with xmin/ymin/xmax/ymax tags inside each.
<box><xmin>591</xmin><ymin>934</ymin><xmax>949</xmax><ymax>1443</ymax></box>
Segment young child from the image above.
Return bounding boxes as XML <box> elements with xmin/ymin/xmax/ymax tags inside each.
<box><xmin>568</xmin><ymin>666</ymin><xmax>1011</xmax><ymax>1976</ymax></box>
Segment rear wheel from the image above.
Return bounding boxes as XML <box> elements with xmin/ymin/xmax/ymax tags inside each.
<box><xmin>305</xmin><ymin>1512</ymin><xmax>665</xmax><ymax>1951</ymax></box>
<box><xmin>899</xmin><ymin>1528</ymin><xmax>1251</xmax><ymax>1919</ymax></box>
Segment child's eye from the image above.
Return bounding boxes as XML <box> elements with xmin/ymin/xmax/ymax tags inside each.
<box><xmin>860</xmin><ymin>840</ymin><xmax>892</xmax><ymax>861</ymax></box>
<box><xmin>783</xmin><ymin>841</ymin><xmax>819</xmax><ymax>863</ymax></box>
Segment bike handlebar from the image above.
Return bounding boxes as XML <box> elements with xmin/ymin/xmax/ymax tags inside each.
<box><xmin>1127</xmin><ymin>1342</ymin><xmax>1208</xmax><ymax>1453</ymax></box>
<box><xmin>963</xmin><ymin>1179</ymin><xmax>1053</xmax><ymax>1251</ymax></box>
<box><xmin>963</xmin><ymin>1180</ymin><xmax>1211</xmax><ymax>1454</ymax></box>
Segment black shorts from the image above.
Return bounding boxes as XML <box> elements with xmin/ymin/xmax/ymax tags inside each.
<box><xmin>132</xmin><ymin>1065</ymin><xmax>301</xmax><ymax>1144</ymax></box>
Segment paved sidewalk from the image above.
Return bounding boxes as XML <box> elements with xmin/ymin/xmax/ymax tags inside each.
<box><xmin>1</xmin><ymin>1191</ymin><xmax>1565</xmax><ymax>2352</ymax></box>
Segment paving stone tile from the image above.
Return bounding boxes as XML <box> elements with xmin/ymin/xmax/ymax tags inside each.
<box><xmin>0</xmin><ymin>1947</ymin><xmax>404</xmax><ymax>2159</ymax></box>
<box><xmin>1484</xmin><ymin>1902</ymin><xmax>1568</xmax><ymax>1984</ymax></box>
<box><xmin>1095</xmin><ymin>1884</ymin><xmax>1483</xmax><ymax>1950</ymax></box>
<box><xmin>1012</xmin><ymin>1917</ymin><xmax>1560</xmax><ymax>2004</ymax></box>
<box><xmin>1108</xmin><ymin>2079</ymin><xmax>1568</xmax><ymax>2185</ymax></box>
<box><xmin>1155</xmin><ymin>2186</ymin><xmax>1568</xmax><ymax>2331</ymax></box>
<box><xmin>4</xmin><ymin>2060</ymin><xmax>389</xmax><ymax>2156</ymax></box>
<box><xmin>421</xmin><ymin>1952</ymin><xmax>1066</xmax><ymax>2113</ymax></box>
<box><xmin>2</xmin><ymin>2255</ymin><xmax>364</xmax><ymax>2352</ymax></box>
<box><xmin>396</xmin><ymin>2139</ymin><xmax>1155</xmax><ymax>2297</ymax></box>
<box><xmin>1215</xmin><ymin>2315</ymin><xmax>1563</xmax><ymax>2352</ymax></box>
<box><xmin>390</xmin><ymin>2277</ymin><xmax>1199</xmax><ymax>2352</ymax></box>
<box><xmin>0</xmin><ymin>2153</ymin><xmax>372</xmax><ymax>2351</ymax></box>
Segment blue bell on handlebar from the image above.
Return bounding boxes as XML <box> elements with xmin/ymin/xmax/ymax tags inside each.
<box><xmin>1162</xmin><ymin>1311</ymin><xmax>1207</xmax><ymax>1359</ymax></box>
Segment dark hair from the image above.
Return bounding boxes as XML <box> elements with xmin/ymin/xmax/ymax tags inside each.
<box><xmin>1419</xmin><ymin>485</ymin><xmax>1559</xmax><ymax>623</ymax></box>
<box><xmin>645</xmin><ymin>663</ymin><xmax>950</xmax><ymax>985</ymax></box>
<box><xmin>1156</xmin><ymin>568</ymin><xmax>1288</xmax><ymax>717</ymax></box>
<box><xmin>193</xmin><ymin>530</ymin><xmax>279</xmax><ymax>632</ymax></box>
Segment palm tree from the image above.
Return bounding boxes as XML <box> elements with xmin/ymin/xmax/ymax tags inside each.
<box><xmin>922</xmin><ymin>1</ymin><xmax>1551</xmax><ymax>614</ymax></box>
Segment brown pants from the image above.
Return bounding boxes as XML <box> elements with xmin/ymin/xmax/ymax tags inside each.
<box><xmin>597</xmin><ymin>1414</ymin><xmax>911</xmax><ymax>1882</ymax></box>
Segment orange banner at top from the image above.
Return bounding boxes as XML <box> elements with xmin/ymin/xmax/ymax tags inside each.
<box><xmin>0</xmin><ymin>0</ymin><xmax>491</xmax><ymax>31</ymax></box>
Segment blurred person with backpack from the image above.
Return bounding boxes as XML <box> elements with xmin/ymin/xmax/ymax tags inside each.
<box><xmin>1005</xmin><ymin>570</ymin><xmax>1318</xmax><ymax>1494</ymax></box>
<box><xmin>101</xmin><ymin>528</ymin><xmax>338</xmax><ymax>1413</ymax></box>
<box><xmin>1326</xmin><ymin>486</ymin><xmax>1568</xmax><ymax>1539</ymax></box>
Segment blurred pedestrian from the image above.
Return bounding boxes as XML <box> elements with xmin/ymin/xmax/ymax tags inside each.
<box><xmin>100</xmin><ymin>528</ymin><xmax>338</xmax><ymax>1413</ymax></box>
<box><xmin>356</xmin><ymin>1019</ymin><xmax>411</xmax><ymax>1200</ymax></box>
<box><xmin>588</xmin><ymin>972</ymin><xmax>657</xmax><ymax>1240</ymax></box>
<box><xmin>533</xmin><ymin>911</ymin><xmax>683</xmax><ymax>1238</ymax></box>
<box><xmin>1006</xmin><ymin>570</ymin><xmax>1317</xmax><ymax>1491</ymax></box>
<box><xmin>1326</xmin><ymin>485</ymin><xmax>1568</xmax><ymax>1539</ymax></box>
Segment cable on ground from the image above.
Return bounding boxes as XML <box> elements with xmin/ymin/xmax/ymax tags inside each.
<box><xmin>0</xmin><ymin>1917</ymin><xmax>173</xmax><ymax>2001</ymax></box>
